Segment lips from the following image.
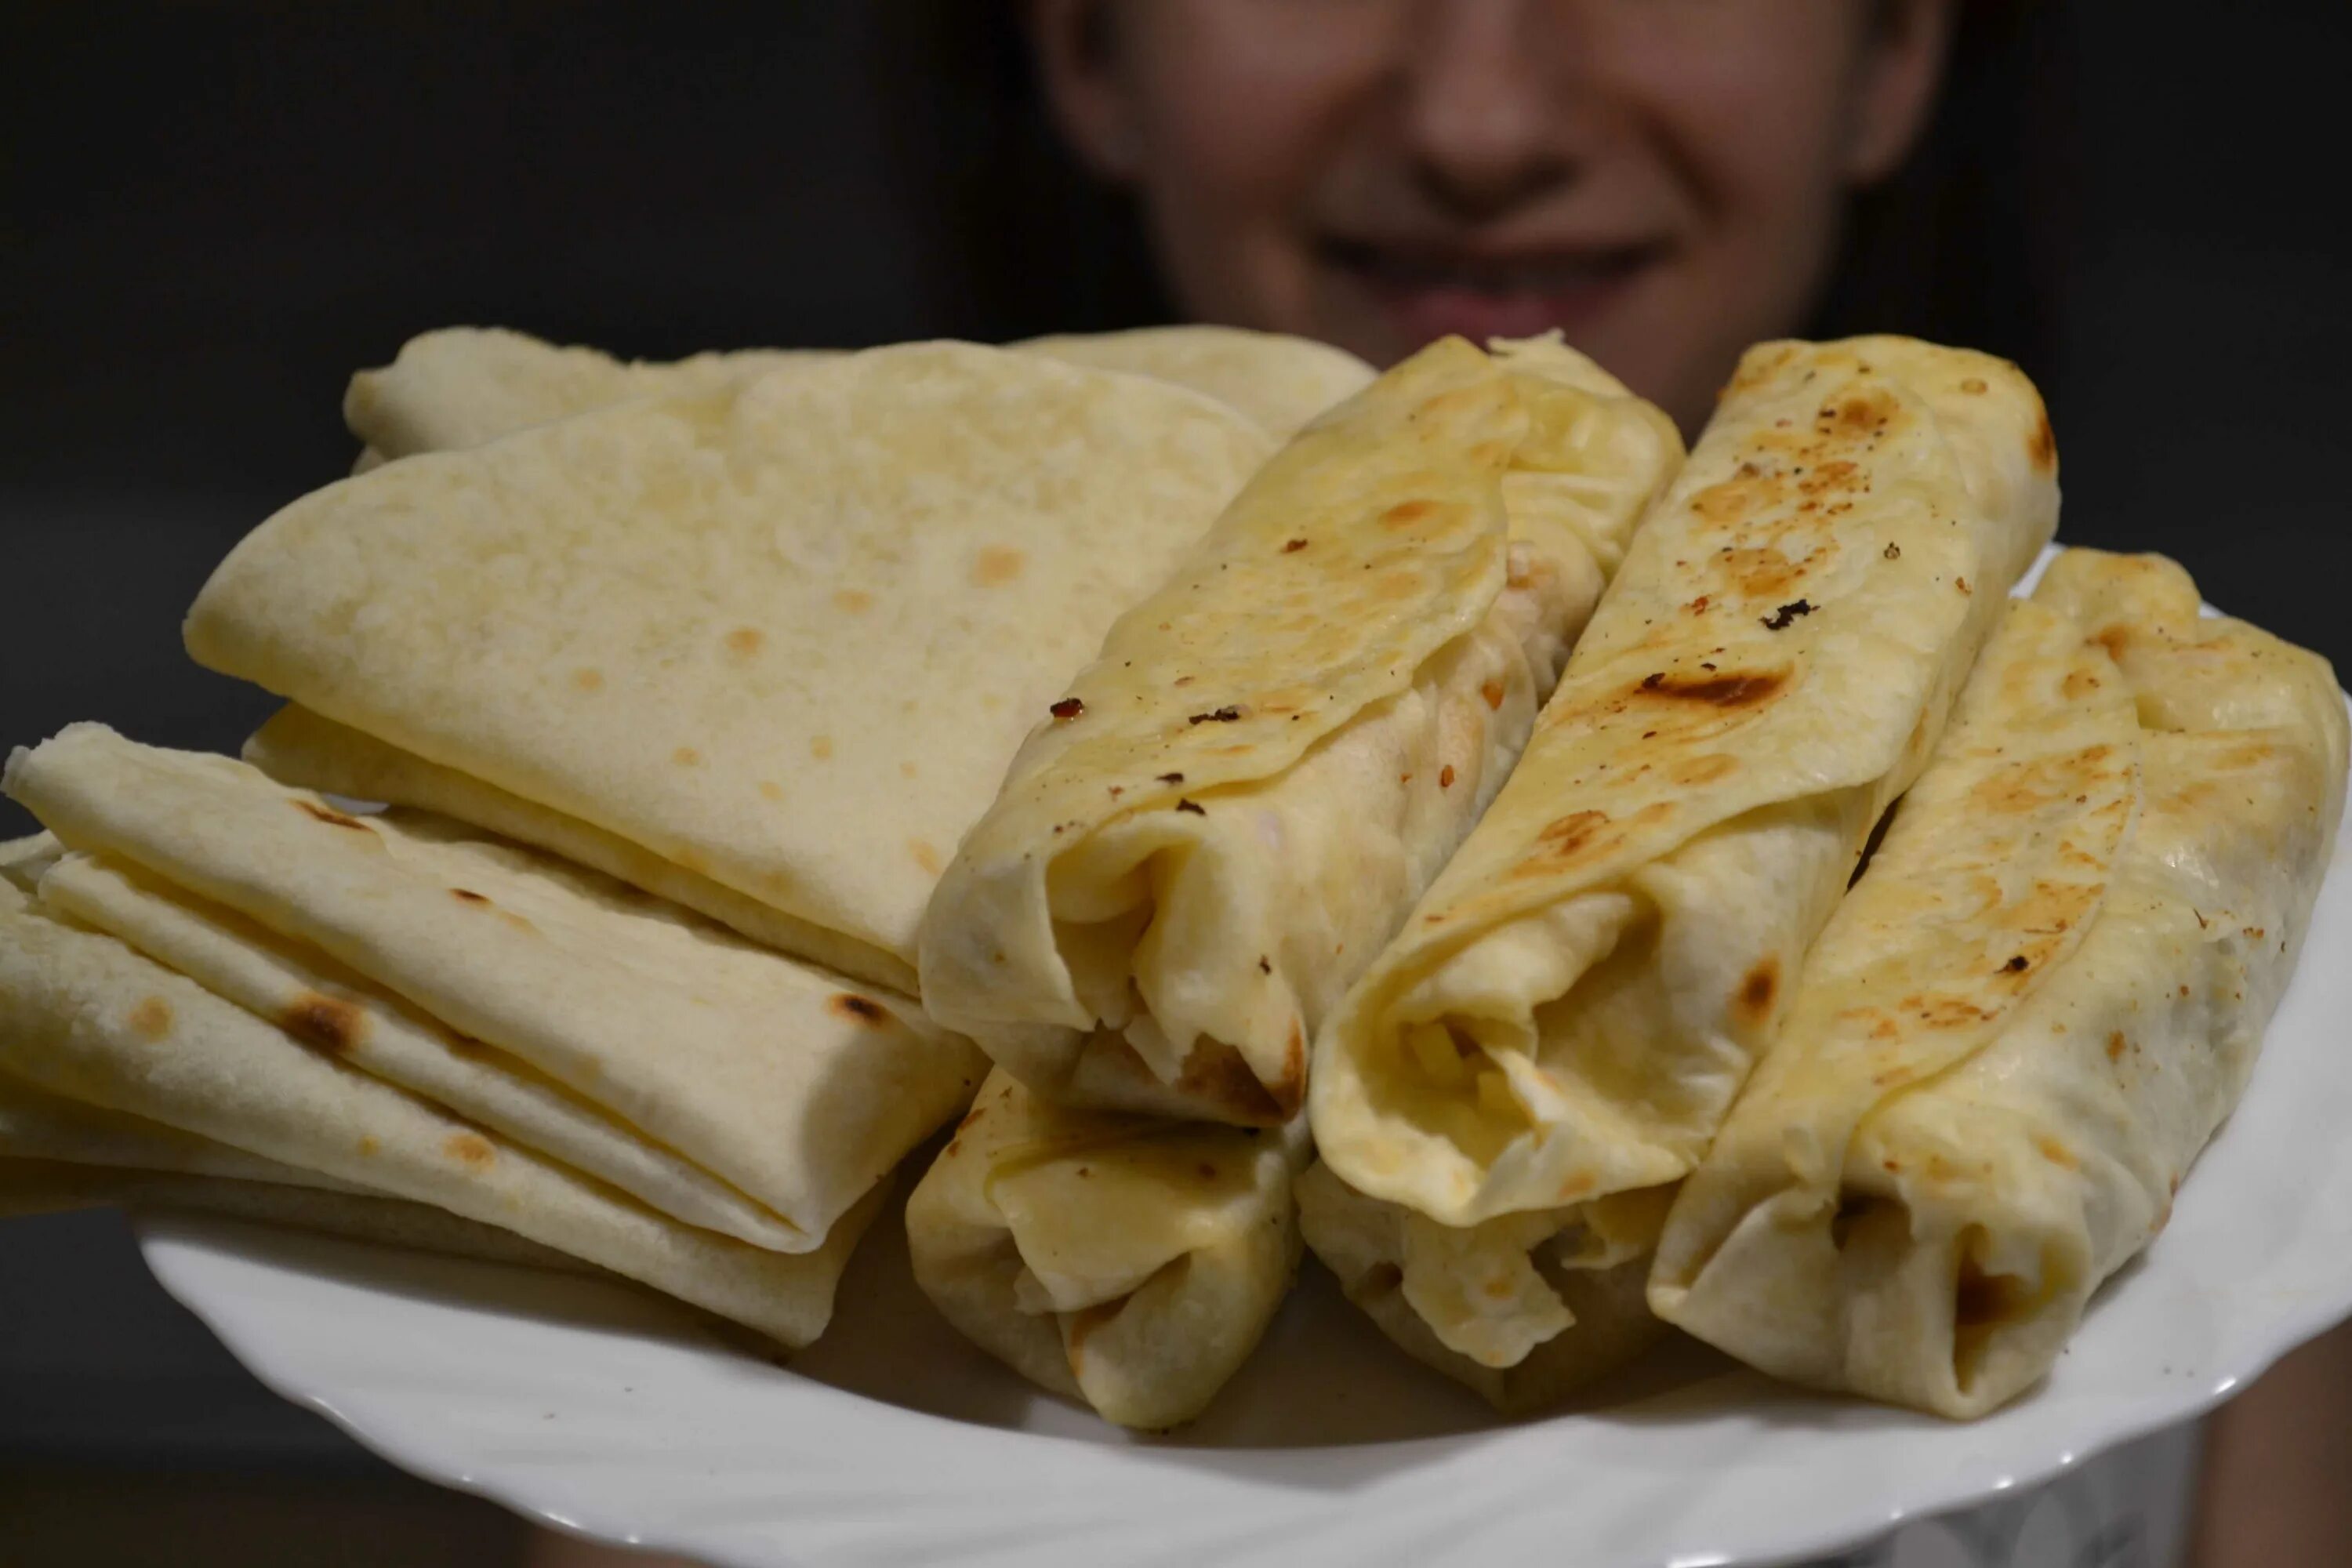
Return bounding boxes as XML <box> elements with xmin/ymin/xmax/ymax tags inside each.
<box><xmin>1317</xmin><ymin>235</ymin><xmax>1664</xmax><ymax>350</ymax></box>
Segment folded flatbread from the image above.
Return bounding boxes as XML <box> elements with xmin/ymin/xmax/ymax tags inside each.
<box><xmin>191</xmin><ymin>341</ymin><xmax>1276</xmax><ymax>994</ymax></box>
<box><xmin>1295</xmin><ymin>1160</ymin><xmax>1664</xmax><ymax>1413</ymax></box>
<box><xmin>1651</xmin><ymin>550</ymin><xmax>2347</xmax><ymax>1417</ymax></box>
<box><xmin>1312</xmin><ymin>339</ymin><xmax>2059</xmax><ymax>1240</ymax></box>
<box><xmin>920</xmin><ymin>336</ymin><xmax>1682</xmax><ymax>1124</ymax></box>
<box><xmin>8</xmin><ymin>726</ymin><xmax>981</xmax><ymax>1251</ymax></box>
<box><xmin>343</xmin><ymin>325</ymin><xmax>1367</xmax><ymax>469</ymax></box>
<box><xmin>0</xmin><ymin>1157</ymin><xmax>584</xmax><ymax>1270</ymax></box>
<box><xmin>344</xmin><ymin>326</ymin><xmax>831</xmax><ymax>465</ymax></box>
<box><xmin>905</xmin><ymin>1067</ymin><xmax>1305</xmax><ymax>1428</ymax></box>
<box><xmin>0</xmin><ymin>891</ymin><xmax>877</xmax><ymax>1348</ymax></box>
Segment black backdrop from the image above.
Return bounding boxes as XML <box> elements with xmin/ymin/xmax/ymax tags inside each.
<box><xmin>3</xmin><ymin>0</ymin><xmax>2350</xmax><ymax>1478</ymax></box>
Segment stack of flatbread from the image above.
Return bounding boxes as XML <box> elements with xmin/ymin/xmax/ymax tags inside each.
<box><xmin>1</xmin><ymin>325</ymin><xmax>1370</xmax><ymax>1352</ymax></box>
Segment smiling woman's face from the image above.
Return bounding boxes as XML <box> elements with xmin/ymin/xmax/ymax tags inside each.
<box><xmin>1033</xmin><ymin>0</ymin><xmax>1954</xmax><ymax>433</ymax></box>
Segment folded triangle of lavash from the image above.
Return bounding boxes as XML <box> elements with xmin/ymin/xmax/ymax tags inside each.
<box><xmin>5</xmin><ymin>724</ymin><xmax>981</xmax><ymax>1254</ymax></box>
<box><xmin>0</xmin><ymin>834</ymin><xmax>875</xmax><ymax>1347</ymax></box>
<box><xmin>342</xmin><ymin>324</ymin><xmax>1372</xmax><ymax>470</ymax></box>
<box><xmin>188</xmin><ymin>340</ymin><xmax>1281</xmax><ymax>996</ymax></box>
<box><xmin>903</xmin><ymin>336</ymin><xmax>1681</xmax><ymax>1428</ymax></box>
<box><xmin>1649</xmin><ymin>549</ymin><xmax>2347</xmax><ymax>1417</ymax></box>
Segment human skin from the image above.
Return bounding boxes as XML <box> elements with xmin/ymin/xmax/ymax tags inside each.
<box><xmin>1029</xmin><ymin>0</ymin><xmax>1955</xmax><ymax>434</ymax></box>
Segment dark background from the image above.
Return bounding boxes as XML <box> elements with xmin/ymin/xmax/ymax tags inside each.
<box><xmin>3</xmin><ymin>0</ymin><xmax>2349</xmax><ymax>1551</ymax></box>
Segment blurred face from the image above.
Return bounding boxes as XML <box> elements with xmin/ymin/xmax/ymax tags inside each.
<box><xmin>1033</xmin><ymin>0</ymin><xmax>1954</xmax><ymax>432</ymax></box>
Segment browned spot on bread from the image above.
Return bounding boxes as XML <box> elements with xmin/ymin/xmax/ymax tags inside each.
<box><xmin>833</xmin><ymin>587</ymin><xmax>875</xmax><ymax>614</ymax></box>
<box><xmin>956</xmin><ymin>1104</ymin><xmax>987</xmax><ymax>1133</ymax></box>
<box><xmin>971</xmin><ymin>546</ymin><xmax>1025</xmax><ymax>586</ymax></box>
<box><xmin>450</xmin><ymin>887</ymin><xmax>490</xmax><ymax>904</ymax></box>
<box><xmin>1272</xmin><ymin>1020</ymin><xmax>1307</xmax><ymax>1116</ymax></box>
<box><xmin>1690</xmin><ymin>475</ymin><xmax>1785</xmax><ymax>525</ymax></box>
<box><xmin>1737</xmin><ymin>957</ymin><xmax>1780</xmax><ymax>1023</ymax></box>
<box><xmin>2029</xmin><ymin>412</ymin><xmax>2057</xmax><ymax>472</ymax></box>
<box><xmin>573</xmin><ymin>667</ymin><xmax>605</xmax><ymax>692</ymax></box>
<box><xmin>1673</xmin><ymin>753</ymin><xmax>1738</xmax><ymax>786</ymax></box>
<box><xmin>809</xmin><ymin>735</ymin><xmax>834</xmax><ymax>760</ymax></box>
<box><xmin>443</xmin><ymin>1132</ymin><xmax>496</xmax><ymax>1171</ymax></box>
<box><xmin>1283</xmin><ymin>538</ymin><xmax>1309</xmax><ymax>553</ymax></box>
<box><xmin>828</xmin><ymin>993</ymin><xmax>890</xmax><ymax>1027</ymax></box>
<box><xmin>1196</xmin><ymin>1162</ymin><xmax>1218</xmax><ymax>1181</ymax></box>
<box><xmin>1959</xmin><ymin>376</ymin><xmax>1988</xmax><ymax>395</ymax></box>
<box><xmin>1540</xmin><ymin>810</ymin><xmax>1611</xmax><ymax>858</ymax></box>
<box><xmin>900</xmin><ymin>760</ymin><xmax>919</xmax><ymax>779</ymax></box>
<box><xmin>1479</xmin><ymin>679</ymin><xmax>1505</xmax><ymax>710</ymax></box>
<box><xmin>295</xmin><ymin>800</ymin><xmax>370</xmax><ymax>831</ymax></box>
<box><xmin>1379</xmin><ymin>499</ymin><xmax>1436</xmax><ymax>528</ymax></box>
<box><xmin>2037</xmin><ymin>1136</ymin><xmax>2078</xmax><ymax>1169</ymax></box>
<box><xmin>281</xmin><ymin>991</ymin><xmax>366</xmax><ymax>1054</ymax></box>
<box><xmin>1828</xmin><ymin>387</ymin><xmax>1900</xmax><ymax>434</ymax></box>
<box><xmin>1439</xmin><ymin>764</ymin><xmax>1456</xmax><ymax>789</ymax></box>
<box><xmin>1637</xmin><ymin>669</ymin><xmax>1788</xmax><ymax>709</ymax></box>
<box><xmin>909</xmin><ymin>839</ymin><xmax>942</xmax><ymax>876</ymax></box>
<box><xmin>127</xmin><ymin>996</ymin><xmax>173</xmax><ymax>1040</ymax></box>
<box><xmin>1483</xmin><ymin>1276</ymin><xmax>1517</xmax><ymax>1300</ymax></box>
<box><xmin>1172</xmin><ymin>1039</ymin><xmax>1287</xmax><ymax>1126</ymax></box>
<box><xmin>724</xmin><ymin>626</ymin><xmax>764</xmax><ymax>658</ymax></box>
<box><xmin>759</xmin><ymin>780</ymin><xmax>786</xmax><ymax>802</ymax></box>
<box><xmin>1556</xmin><ymin>1171</ymin><xmax>1595</xmax><ymax>1202</ymax></box>
<box><xmin>2107</xmin><ymin>1031</ymin><xmax>2129</xmax><ymax>1062</ymax></box>
<box><xmin>672</xmin><ymin>746</ymin><xmax>702</xmax><ymax>767</ymax></box>
<box><xmin>358</xmin><ymin>1135</ymin><xmax>380</xmax><ymax>1156</ymax></box>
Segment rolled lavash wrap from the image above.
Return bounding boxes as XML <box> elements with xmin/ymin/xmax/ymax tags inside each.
<box><xmin>5</xmin><ymin>726</ymin><xmax>981</xmax><ymax>1254</ymax></box>
<box><xmin>1304</xmin><ymin>338</ymin><xmax>2058</xmax><ymax>1397</ymax></box>
<box><xmin>0</xmin><ymin>860</ymin><xmax>873</xmax><ymax>1347</ymax></box>
<box><xmin>342</xmin><ymin>324</ymin><xmax>1367</xmax><ymax>470</ymax></box>
<box><xmin>906</xmin><ymin>1068</ymin><xmax>1305</xmax><ymax>1430</ymax></box>
<box><xmin>919</xmin><ymin>334</ymin><xmax>1683</xmax><ymax>1125</ymax></box>
<box><xmin>1650</xmin><ymin>550</ymin><xmax>2348</xmax><ymax>1418</ymax></box>
<box><xmin>189</xmin><ymin>340</ymin><xmax>1277</xmax><ymax>996</ymax></box>
<box><xmin>901</xmin><ymin>337</ymin><xmax>1676</xmax><ymax>1427</ymax></box>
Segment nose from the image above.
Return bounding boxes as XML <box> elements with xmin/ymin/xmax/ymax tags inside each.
<box><xmin>1400</xmin><ymin>0</ymin><xmax>1574</xmax><ymax>220</ymax></box>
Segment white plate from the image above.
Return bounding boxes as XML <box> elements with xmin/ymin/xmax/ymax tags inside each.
<box><xmin>136</xmin><ymin>797</ymin><xmax>2352</xmax><ymax>1568</ymax></box>
<box><xmin>132</xmin><ymin>554</ymin><xmax>2352</xmax><ymax>1567</ymax></box>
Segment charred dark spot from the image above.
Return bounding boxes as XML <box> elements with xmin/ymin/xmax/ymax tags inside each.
<box><xmin>829</xmin><ymin>993</ymin><xmax>890</xmax><ymax>1027</ymax></box>
<box><xmin>1439</xmin><ymin>764</ymin><xmax>1456</xmax><ymax>789</ymax></box>
<box><xmin>1257</xmin><ymin>955</ymin><xmax>1272</xmax><ymax>975</ymax></box>
<box><xmin>1638</xmin><ymin>670</ymin><xmax>1789</xmax><ymax>708</ymax></box>
<box><xmin>1187</xmin><ymin>706</ymin><xmax>1243</xmax><ymax>724</ymax></box>
<box><xmin>451</xmin><ymin>887</ymin><xmax>490</xmax><ymax>905</ymax></box>
<box><xmin>2003</xmin><ymin>955</ymin><xmax>2030</xmax><ymax>973</ymax></box>
<box><xmin>1761</xmin><ymin>600</ymin><xmax>1814</xmax><ymax>631</ymax></box>
<box><xmin>1283</xmin><ymin>538</ymin><xmax>1309</xmax><ymax>553</ymax></box>
<box><xmin>1737</xmin><ymin>956</ymin><xmax>1780</xmax><ymax>1021</ymax></box>
<box><xmin>1156</xmin><ymin>771</ymin><xmax>1185</xmax><ymax>785</ymax></box>
<box><xmin>1049</xmin><ymin>697</ymin><xmax>1085</xmax><ymax>720</ymax></box>
<box><xmin>281</xmin><ymin>991</ymin><xmax>366</xmax><ymax>1054</ymax></box>
<box><xmin>295</xmin><ymin>800</ymin><xmax>369</xmax><ymax>831</ymax></box>
<box><xmin>1174</xmin><ymin>798</ymin><xmax>1207</xmax><ymax>815</ymax></box>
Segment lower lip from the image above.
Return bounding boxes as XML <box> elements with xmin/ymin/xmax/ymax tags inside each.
<box><xmin>1341</xmin><ymin>262</ymin><xmax>1651</xmax><ymax>350</ymax></box>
